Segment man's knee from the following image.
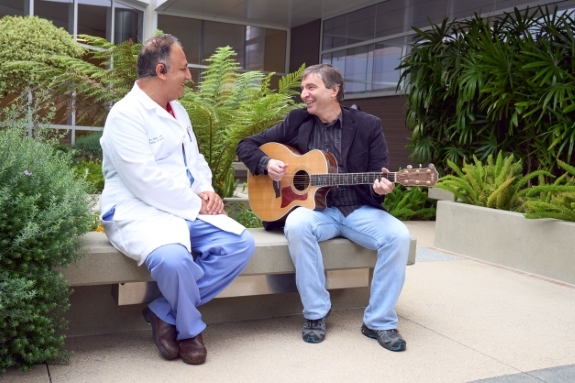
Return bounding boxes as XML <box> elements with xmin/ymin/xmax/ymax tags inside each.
<box><xmin>238</xmin><ymin>230</ymin><xmax>256</xmax><ymax>258</ymax></box>
<box><xmin>147</xmin><ymin>244</ymin><xmax>193</xmax><ymax>272</ymax></box>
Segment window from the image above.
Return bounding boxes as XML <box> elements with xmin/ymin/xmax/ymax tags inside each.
<box><xmin>158</xmin><ymin>15</ymin><xmax>287</xmax><ymax>73</ymax></box>
<box><xmin>34</xmin><ymin>0</ymin><xmax>73</xmax><ymax>32</ymax></box>
<box><xmin>0</xmin><ymin>0</ymin><xmax>26</xmax><ymax>17</ymax></box>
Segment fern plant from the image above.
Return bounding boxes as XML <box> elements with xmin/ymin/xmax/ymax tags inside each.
<box><xmin>383</xmin><ymin>186</ymin><xmax>436</xmax><ymax>221</ymax></box>
<box><xmin>436</xmin><ymin>151</ymin><xmax>550</xmax><ymax>211</ymax></box>
<box><xmin>521</xmin><ymin>160</ymin><xmax>575</xmax><ymax>221</ymax></box>
<box><xmin>180</xmin><ymin>46</ymin><xmax>305</xmax><ymax>197</ymax></box>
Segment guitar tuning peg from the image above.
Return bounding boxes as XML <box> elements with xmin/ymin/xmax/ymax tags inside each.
<box><xmin>419</xmin><ymin>164</ymin><xmax>422</xmax><ymax>168</ymax></box>
<box><xmin>429</xmin><ymin>163</ymin><xmax>435</xmax><ymax>168</ymax></box>
<box><xmin>407</xmin><ymin>165</ymin><xmax>412</xmax><ymax>169</ymax></box>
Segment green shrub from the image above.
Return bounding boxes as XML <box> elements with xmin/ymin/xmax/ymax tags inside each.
<box><xmin>0</xmin><ymin>123</ymin><xmax>94</xmax><ymax>372</ymax></box>
<box><xmin>522</xmin><ymin>160</ymin><xmax>575</xmax><ymax>221</ymax></box>
<box><xmin>73</xmin><ymin>160</ymin><xmax>104</xmax><ymax>193</ymax></box>
<box><xmin>72</xmin><ymin>132</ymin><xmax>103</xmax><ymax>162</ymax></box>
<box><xmin>224</xmin><ymin>202</ymin><xmax>262</xmax><ymax>228</ymax></box>
<box><xmin>436</xmin><ymin>151</ymin><xmax>549</xmax><ymax>211</ymax></box>
<box><xmin>384</xmin><ymin>186</ymin><xmax>436</xmax><ymax>221</ymax></box>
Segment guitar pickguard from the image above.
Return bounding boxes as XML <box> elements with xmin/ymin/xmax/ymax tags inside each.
<box><xmin>280</xmin><ymin>186</ymin><xmax>307</xmax><ymax>208</ymax></box>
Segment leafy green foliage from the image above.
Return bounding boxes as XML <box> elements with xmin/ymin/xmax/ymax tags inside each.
<box><xmin>399</xmin><ymin>7</ymin><xmax>575</xmax><ymax>178</ymax></box>
<box><xmin>0</xmin><ymin>16</ymin><xmax>84</xmax><ymax>96</ymax></box>
<box><xmin>180</xmin><ymin>46</ymin><xmax>305</xmax><ymax>197</ymax></box>
<box><xmin>72</xmin><ymin>131</ymin><xmax>103</xmax><ymax>162</ymax></box>
<box><xmin>72</xmin><ymin>160</ymin><xmax>105</xmax><ymax>194</ymax></box>
<box><xmin>522</xmin><ymin>160</ymin><xmax>575</xmax><ymax>221</ymax></box>
<box><xmin>0</xmin><ymin>102</ymin><xmax>94</xmax><ymax>373</ymax></box>
<box><xmin>383</xmin><ymin>186</ymin><xmax>436</xmax><ymax>221</ymax></box>
<box><xmin>436</xmin><ymin>152</ymin><xmax>549</xmax><ymax>211</ymax></box>
<box><xmin>225</xmin><ymin>202</ymin><xmax>263</xmax><ymax>228</ymax></box>
<box><xmin>31</xmin><ymin>35</ymin><xmax>140</xmax><ymax>126</ymax></box>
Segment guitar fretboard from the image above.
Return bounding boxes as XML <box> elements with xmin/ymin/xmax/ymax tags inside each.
<box><xmin>306</xmin><ymin>172</ymin><xmax>397</xmax><ymax>187</ymax></box>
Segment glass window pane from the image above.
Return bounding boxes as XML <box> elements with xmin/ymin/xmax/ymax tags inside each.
<box><xmin>78</xmin><ymin>0</ymin><xmax>111</xmax><ymax>40</ymax></box>
<box><xmin>373</xmin><ymin>38</ymin><xmax>403</xmax><ymax>91</ymax></box>
<box><xmin>451</xmin><ymin>0</ymin><xmax>495</xmax><ymax>19</ymax></box>
<box><xmin>114</xmin><ymin>2</ymin><xmax>143</xmax><ymax>44</ymax></box>
<box><xmin>410</xmin><ymin>0</ymin><xmax>449</xmax><ymax>29</ymax></box>
<box><xmin>375</xmin><ymin>0</ymin><xmax>408</xmax><ymax>38</ymax></box>
<box><xmin>245</xmin><ymin>26</ymin><xmax>265</xmax><ymax>70</ymax></box>
<box><xmin>346</xmin><ymin>5</ymin><xmax>376</xmax><ymax>45</ymax></box>
<box><xmin>203</xmin><ymin>20</ymin><xmax>245</xmax><ymax>68</ymax></box>
<box><xmin>344</xmin><ymin>45</ymin><xmax>372</xmax><ymax>94</ymax></box>
<box><xmin>157</xmin><ymin>15</ymin><xmax>202</xmax><ymax>65</ymax></box>
<box><xmin>0</xmin><ymin>0</ymin><xmax>25</xmax><ymax>18</ymax></box>
<box><xmin>323</xmin><ymin>14</ymin><xmax>347</xmax><ymax>50</ymax></box>
<box><xmin>34</xmin><ymin>0</ymin><xmax>72</xmax><ymax>32</ymax></box>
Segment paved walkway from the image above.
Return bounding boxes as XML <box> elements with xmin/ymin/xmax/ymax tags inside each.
<box><xmin>4</xmin><ymin>221</ymin><xmax>575</xmax><ymax>383</ymax></box>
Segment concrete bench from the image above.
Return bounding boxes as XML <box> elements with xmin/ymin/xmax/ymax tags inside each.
<box><xmin>59</xmin><ymin>229</ymin><xmax>416</xmax><ymax>305</ymax></box>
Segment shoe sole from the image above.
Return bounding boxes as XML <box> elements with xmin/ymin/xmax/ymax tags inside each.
<box><xmin>142</xmin><ymin>307</ymin><xmax>179</xmax><ymax>360</ymax></box>
<box><xmin>361</xmin><ymin>326</ymin><xmax>406</xmax><ymax>352</ymax></box>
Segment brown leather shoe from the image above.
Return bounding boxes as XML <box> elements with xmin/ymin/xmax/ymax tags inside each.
<box><xmin>142</xmin><ymin>307</ymin><xmax>179</xmax><ymax>360</ymax></box>
<box><xmin>179</xmin><ymin>333</ymin><xmax>207</xmax><ymax>365</ymax></box>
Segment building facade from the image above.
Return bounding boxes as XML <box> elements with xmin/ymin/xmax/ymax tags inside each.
<box><xmin>2</xmin><ymin>0</ymin><xmax>574</xmax><ymax>167</ymax></box>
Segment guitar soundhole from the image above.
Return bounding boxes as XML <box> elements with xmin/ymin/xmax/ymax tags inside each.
<box><xmin>293</xmin><ymin>170</ymin><xmax>310</xmax><ymax>191</ymax></box>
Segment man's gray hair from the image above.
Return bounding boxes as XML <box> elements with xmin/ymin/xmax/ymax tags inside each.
<box><xmin>137</xmin><ymin>34</ymin><xmax>182</xmax><ymax>78</ymax></box>
<box><xmin>302</xmin><ymin>63</ymin><xmax>345</xmax><ymax>103</ymax></box>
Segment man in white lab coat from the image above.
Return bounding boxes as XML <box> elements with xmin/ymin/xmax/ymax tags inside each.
<box><xmin>99</xmin><ymin>34</ymin><xmax>255</xmax><ymax>365</ymax></box>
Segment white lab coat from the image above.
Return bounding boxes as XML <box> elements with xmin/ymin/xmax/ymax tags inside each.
<box><xmin>99</xmin><ymin>82</ymin><xmax>244</xmax><ymax>265</ymax></box>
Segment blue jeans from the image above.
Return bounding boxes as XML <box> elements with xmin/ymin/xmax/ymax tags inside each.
<box><xmin>145</xmin><ymin>219</ymin><xmax>254</xmax><ymax>340</ymax></box>
<box><xmin>284</xmin><ymin>206</ymin><xmax>410</xmax><ymax>330</ymax></box>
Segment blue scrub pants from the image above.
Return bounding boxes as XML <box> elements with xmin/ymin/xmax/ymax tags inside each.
<box><xmin>144</xmin><ymin>219</ymin><xmax>254</xmax><ymax>340</ymax></box>
<box><xmin>284</xmin><ymin>206</ymin><xmax>410</xmax><ymax>330</ymax></box>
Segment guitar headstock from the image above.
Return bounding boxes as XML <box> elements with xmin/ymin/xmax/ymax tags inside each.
<box><xmin>395</xmin><ymin>164</ymin><xmax>438</xmax><ymax>187</ymax></box>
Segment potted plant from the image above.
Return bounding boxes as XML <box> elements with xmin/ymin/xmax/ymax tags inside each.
<box><xmin>433</xmin><ymin>152</ymin><xmax>575</xmax><ymax>285</ymax></box>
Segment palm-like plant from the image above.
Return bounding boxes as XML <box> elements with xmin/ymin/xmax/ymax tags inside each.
<box><xmin>436</xmin><ymin>151</ymin><xmax>550</xmax><ymax>211</ymax></box>
<box><xmin>180</xmin><ymin>46</ymin><xmax>304</xmax><ymax>197</ymax></box>
<box><xmin>522</xmin><ymin>160</ymin><xmax>575</xmax><ymax>221</ymax></box>
<box><xmin>398</xmin><ymin>6</ymin><xmax>575</xmax><ymax>178</ymax></box>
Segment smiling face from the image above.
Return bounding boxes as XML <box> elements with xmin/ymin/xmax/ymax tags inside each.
<box><xmin>165</xmin><ymin>44</ymin><xmax>192</xmax><ymax>100</ymax></box>
<box><xmin>300</xmin><ymin>73</ymin><xmax>340</xmax><ymax>123</ymax></box>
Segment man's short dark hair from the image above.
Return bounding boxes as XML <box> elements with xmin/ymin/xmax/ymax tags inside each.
<box><xmin>302</xmin><ymin>63</ymin><xmax>345</xmax><ymax>103</ymax></box>
<box><xmin>137</xmin><ymin>34</ymin><xmax>181</xmax><ymax>78</ymax></box>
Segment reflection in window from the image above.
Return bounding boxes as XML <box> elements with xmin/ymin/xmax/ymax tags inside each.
<box><xmin>114</xmin><ymin>3</ymin><xmax>143</xmax><ymax>44</ymax></box>
<box><xmin>157</xmin><ymin>15</ymin><xmax>202</xmax><ymax>64</ymax></box>
<box><xmin>322</xmin><ymin>40</ymin><xmax>403</xmax><ymax>95</ymax></box>
<box><xmin>204</xmin><ymin>21</ymin><xmax>245</xmax><ymax>68</ymax></box>
<box><xmin>78</xmin><ymin>0</ymin><xmax>111</xmax><ymax>39</ymax></box>
<box><xmin>158</xmin><ymin>15</ymin><xmax>286</xmax><ymax>73</ymax></box>
<box><xmin>0</xmin><ymin>0</ymin><xmax>25</xmax><ymax>18</ymax></box>
<box><xmin>34</xmin><ymin>0</ymin><xmax>72</xmax><ymax>32</ymax></box>
<box><xmin>323</xmin><ymin>5</ymin><xmax>376</xmax><ymax>50</ymax></box>
<box><xmin>373</xmin><ymin>40</ymin><xmax>403</xmax><ymax>91</ymax></box>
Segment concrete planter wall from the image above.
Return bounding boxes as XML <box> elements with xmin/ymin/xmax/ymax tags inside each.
<box><xmin>435</xmin><ymin>200</ymin><xmax>575</xmax><ymax>285</ymax></box>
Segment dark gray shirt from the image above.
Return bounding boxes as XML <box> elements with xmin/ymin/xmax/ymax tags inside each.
<box><xmin>309</xmin><ymin>114</ymin><xmax>363</xmax><ymax>216</ymax></box>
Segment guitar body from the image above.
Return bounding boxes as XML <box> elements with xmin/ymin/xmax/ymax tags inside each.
<box><xmin>248</xmin><ymin>143</ymin><xmax>338</xmax><ymax>222</ymax></box>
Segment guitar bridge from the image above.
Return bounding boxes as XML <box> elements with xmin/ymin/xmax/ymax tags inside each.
<box><xmin>272</xmin><ymin>180</ymin><xmax>281</xmax><ymax>198</ymax></box>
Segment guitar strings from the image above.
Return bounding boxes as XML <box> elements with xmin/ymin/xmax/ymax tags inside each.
<box><xmin>289</xmin><ymin>172</ymin><xmax>396</xmax><ymax>187</ymax></box>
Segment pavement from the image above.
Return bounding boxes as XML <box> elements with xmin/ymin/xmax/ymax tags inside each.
<box><xmin>4</xmin><ymin>221</ymin><xmax>575</xmax><ymax>383</ymax></box>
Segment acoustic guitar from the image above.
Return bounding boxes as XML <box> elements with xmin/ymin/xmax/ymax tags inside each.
<box><xmin>247</xmin><ymin>142</ymin><xmax>438</xmax><ymax>222</ymax></box>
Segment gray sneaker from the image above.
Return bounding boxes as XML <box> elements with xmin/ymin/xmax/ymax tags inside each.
<box><xmin>361</xmin><ymin>323</ymin><xmax>406</xmax><ymax>351</ymax></box>
<box><xmin>302</xmin><ymin>309</ymin><xmax>331</xmax><ymax>343</ymax></box>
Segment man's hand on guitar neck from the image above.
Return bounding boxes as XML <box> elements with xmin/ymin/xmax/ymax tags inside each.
<box><xmin>266</xmin><ymin>159</ymin><xmax>288</xmax><ymax>181</ymax></box>
<box><xmin>373</xmin><ymin>168</ymin><xmax>394</xmax><ymax>196</ymax></box>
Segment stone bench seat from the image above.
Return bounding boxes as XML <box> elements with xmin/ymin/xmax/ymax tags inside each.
<box><xmin>59</xmin><ymin>228</ymin><xmax>416</xmax><ymax>305</ymax></box>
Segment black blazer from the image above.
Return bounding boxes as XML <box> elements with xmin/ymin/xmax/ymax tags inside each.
<box><xmin>236</xmin><ymin>106</ymin><xmax>390</xmax><ymax>211</ymax></box>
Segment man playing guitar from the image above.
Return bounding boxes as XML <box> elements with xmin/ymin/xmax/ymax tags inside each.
<box><xmin>236</xmin><ymin>63</ymin><xmax>410</xmax><ymax>352</ymax></box>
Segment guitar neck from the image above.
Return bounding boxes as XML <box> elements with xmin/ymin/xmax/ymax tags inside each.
<box><xmin>310</xmin><ymin>172</ymin><xmax>395</xmax><ymax>187</ymax></box>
